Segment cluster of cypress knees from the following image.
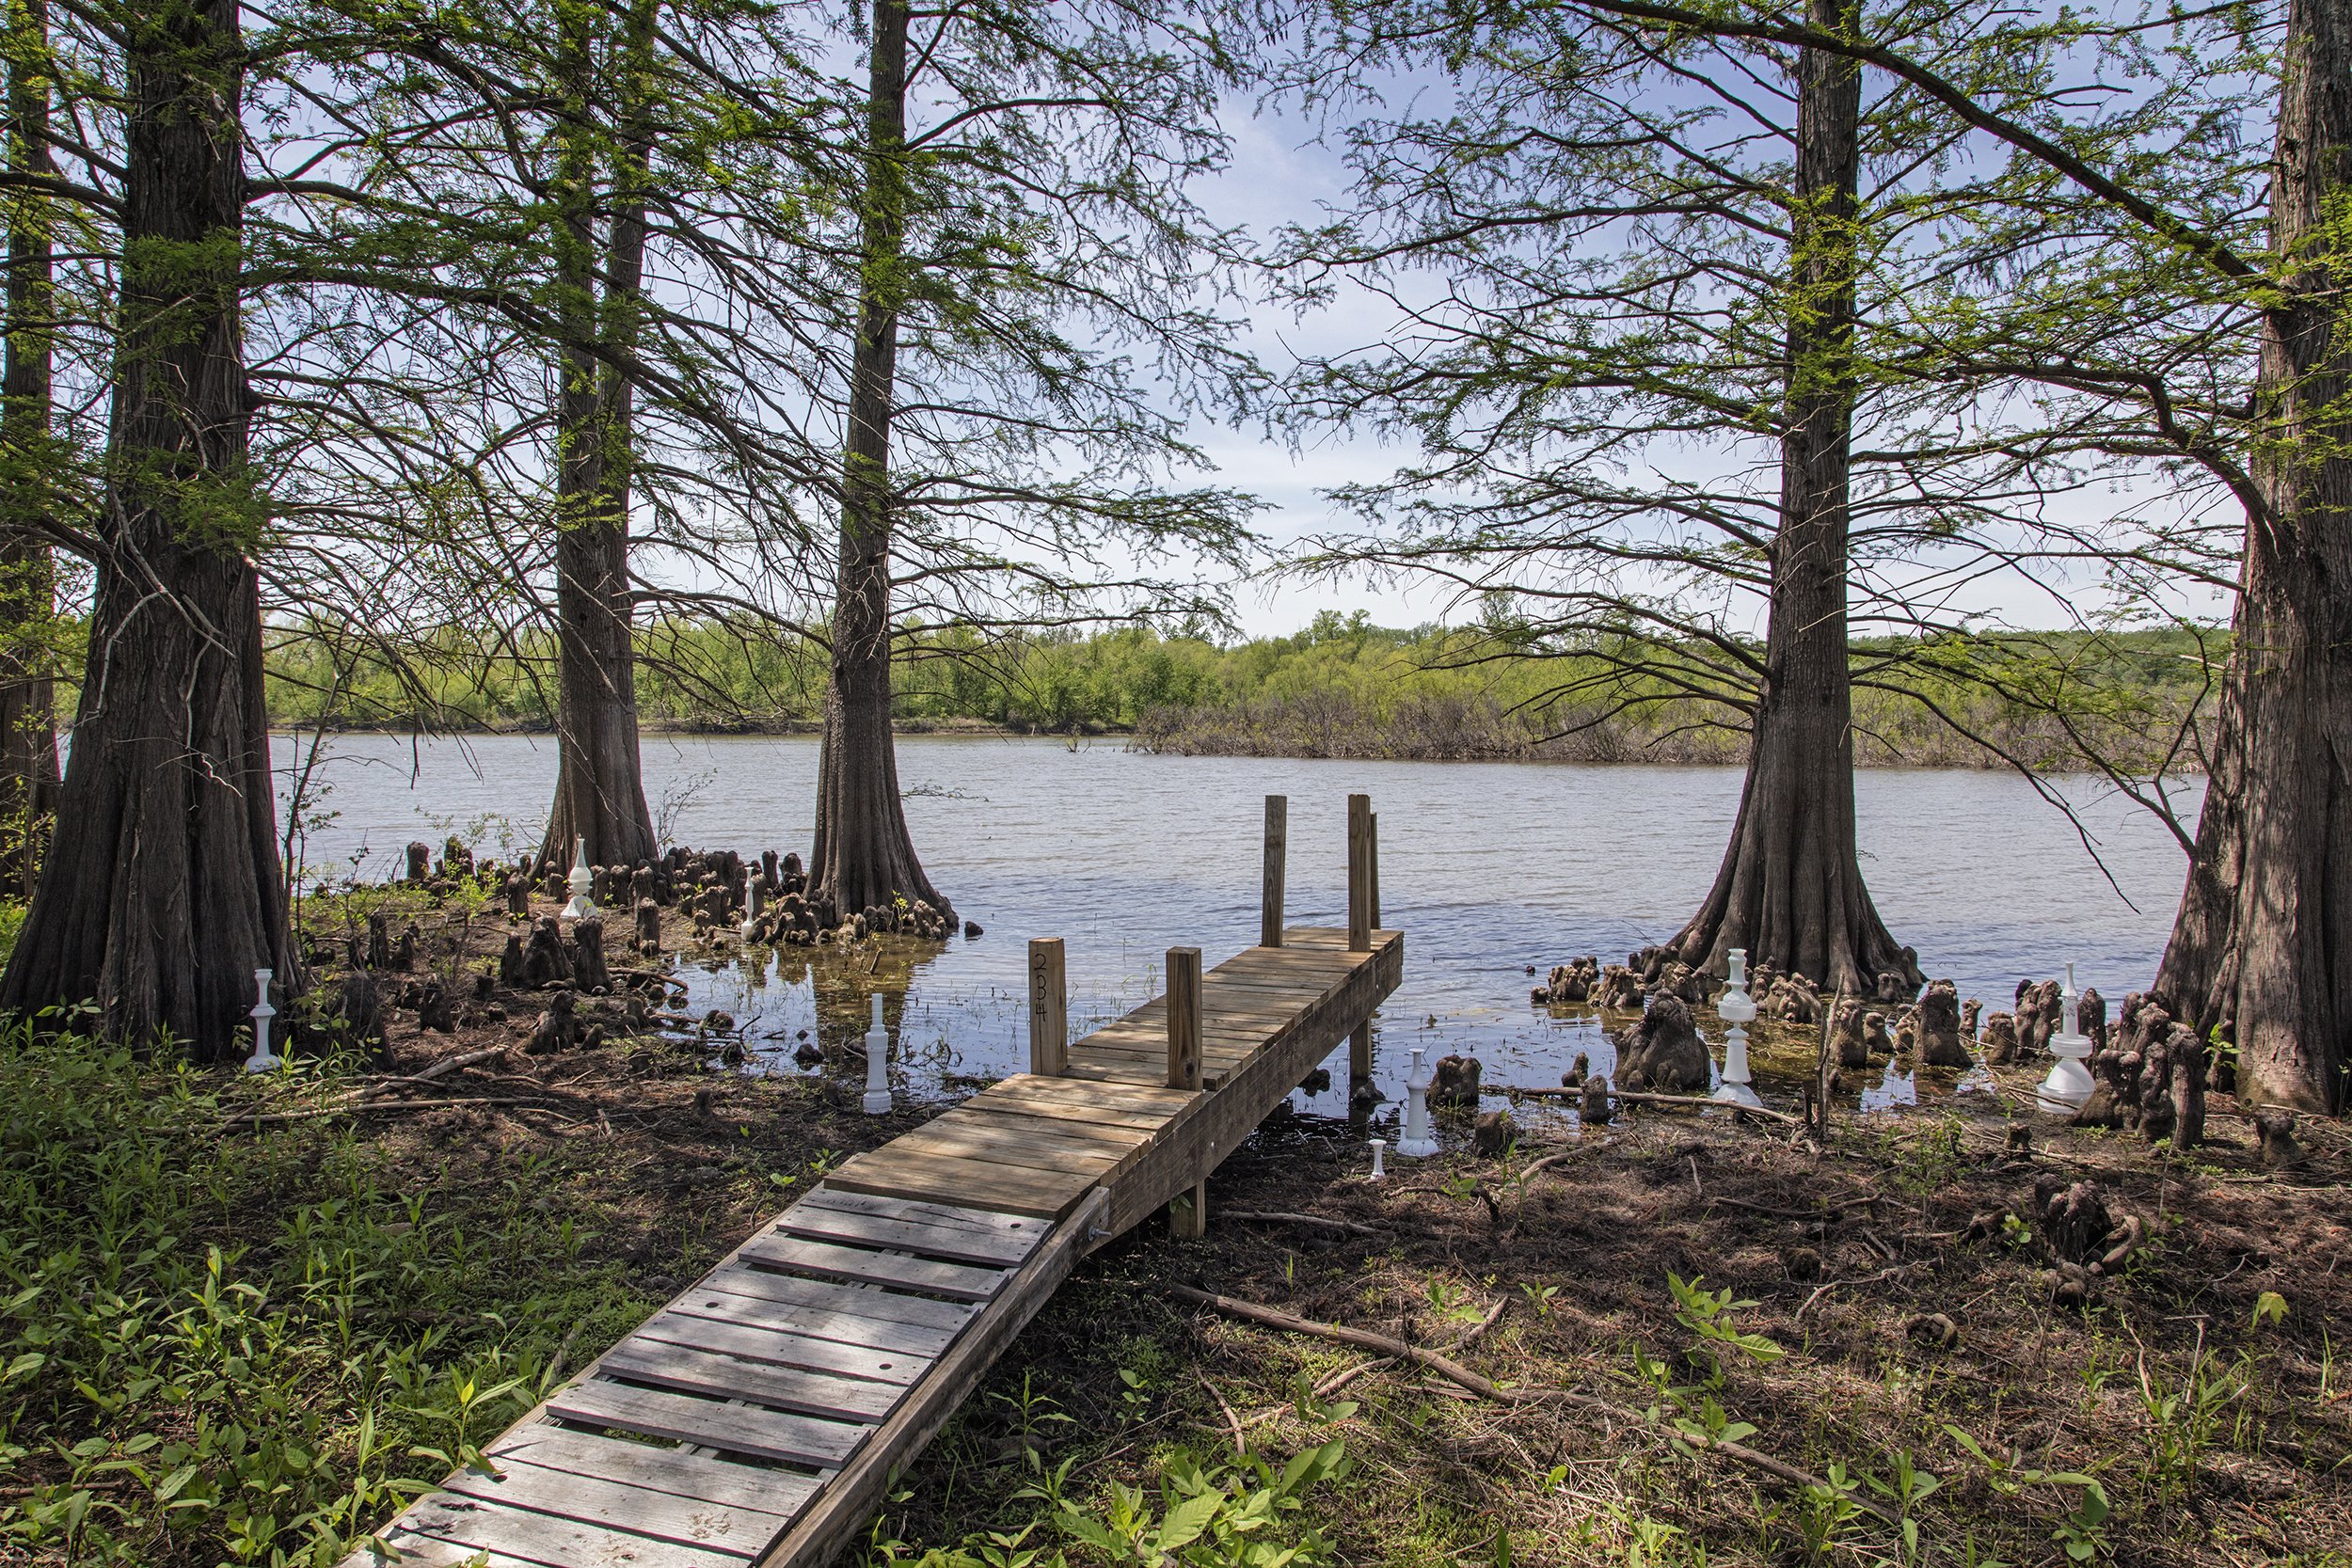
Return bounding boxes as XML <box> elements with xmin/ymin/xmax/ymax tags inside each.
<box><xmin>300</xmin><ymin>836</ymin><xmax>970</xmax><ymax>1063</ymax></box>
<box><xmin>1525</xmin><ymin>942</ymin><xmax>2291</xmax><ymax>1157</ymax></box>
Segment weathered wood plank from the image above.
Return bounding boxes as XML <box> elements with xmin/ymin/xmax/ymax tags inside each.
<box><xmin>771</xmin><ymin>1204</ymin><xmax>1041</xmax><ymax>1268</ymax></box>
<box><xmin>367</xmin><ymin>1529</ymin><xmax>549</xmax><ymax>1568</ymax></box>
<box><xmin>882</xmin><ymin>1116</ymin><xmax>1144</xmax><ymax>1176</ymax></box>
<box><xmin>967</xmin><ymin>1076</ymin><xmax>1193</xmax><ymax>1115</ymax></box>
<box><xmin>547</xmin><ymin>1380</ymin><xmax>866</xmax><ymax>1468</ymax></box>
<box><xmin>797</xmin><ymin>1187</ymin><xmax>1050</xmax><ymax>1239</ymax></box>
<box><xmin>602</xmin><ymin>1335</ymin><xmax>911</xmax><ymax>1415</ymax></box>
<box><xmin>658</xmin><ymin>1293</ymin><xmax>960</xmax><ymax>1362</ymax></box>
<box><xmin>824</xmin><ymin>1148</ymin><xmax>1094</xmax><ymax>1221</ymax></box>
<box><xmin>483</xmin><ymin>1426</ymin><xmax>818</xmax><ymax>1518</ymax></box>
<box><xmin>399</xmin><ymin>1491</ymin><xmax>745</xmax><ymax>1568</ymax></box>
<box><xmin>733</xmin><ymin>1233</ymin><xmax>1009</xmax><ymax>1301</ymax></box>
<box><xmin>691</xmin><ymin>1263</ymin><xmax>976</xmax><ymax>1335</ymax></box>
<box><xmin>440</xmin><ymin>1452</ymin><xmax>781</xmax><ymax>1557</ymax></box>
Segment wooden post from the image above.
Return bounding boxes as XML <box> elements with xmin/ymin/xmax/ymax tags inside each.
<box><xmin>1169</xmin><ymin>1179</ymin><xmax>1207</xmax><ymax>1240</ymax></box>
<box><xmin>1260</xmin><ymin>795</ymin><xmax>1287</xmax><ymax>948</ymax></box>
<box><xmin>1027</xmin><ymin>938</ymin><xmax>1067</xmax><ymax>1077</ymax></box>
<box><xmin>1346</xmin><ymin>794</ymin><xmax>1372</xmax><ymax>952</ymax></box>
<box><xmin>1167</xmin><ymin>945</ymin><xmax>1201</xmax><ymax>1091</ymax></box>
<box><xmin>1369</xmin><ymin>811</ymin><xmax>1380</xmax><ymax>931</ymax></box>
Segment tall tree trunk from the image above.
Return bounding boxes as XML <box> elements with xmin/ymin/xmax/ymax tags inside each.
<box><xmin>2153</xmin><ymin>0</ymin><xmax>2352</xmax><ymax>1114</ymax></box>
<box><xmin>809</xmin><ymin>0</ymin><xmax>953</xmax><ymax>924</ymax></box>
<box><xmin>0</xmin><ymin>0</ymin><xmax>293</xmax><ymax>1060</ymax></box>
<box><xmin>538</xmin><ymin>3</ymin><xmax>655</xmax><ymax>871</ymax></box>
<box><xmin>0</xmin><ymin>0</ymin><xmax>58</xmax><ymax>896</ymax></box>
<box><xmin>1670</xmin><ymin>2</ymin><xmax>1916</xmax><ymax>996</ymax></box>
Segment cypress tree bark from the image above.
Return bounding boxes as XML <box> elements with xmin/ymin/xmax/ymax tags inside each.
<box><xmin>538</xmin><ymin>3</ymin><xmax>656</xmax><ymax>871</ymax></box>
<box><xmin>2153</xmin><ymin>0</ymin><xmax>2352</xmax><ymax>1113</ymax></box>
<box><xmin>0</xmin><ymin>0</ymin><xmax>57</xmax><ymax>896</ymax></box>
<box><xmin>0</xmin><ymin>0</ymin><xmax>293</xmax><ymax>1060</ymax></box>
<box><xmin>1670</xmin><ymin>1</ymin><xmax>1917</xmax><ymax>995</ymax></box>
<box><xmin>809</xmin><ymin>0</ymin><xmax>952</xmax><ymax>924</ymax></box>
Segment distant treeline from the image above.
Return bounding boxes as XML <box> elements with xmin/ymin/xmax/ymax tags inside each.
<box><xmin>262</xmin><ymin>612</ymin><xmax>2218</xmax><ymax>772</ymax></box>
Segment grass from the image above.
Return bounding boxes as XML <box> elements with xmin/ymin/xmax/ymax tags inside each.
<box><xmin>0</xmin><ymin>1024</ymin><xmax>668</xmax><ymax>1565</ymax></box>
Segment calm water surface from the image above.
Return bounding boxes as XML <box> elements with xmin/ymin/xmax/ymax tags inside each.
<box><xmin>272</xmin><ymin>734</ymin><xmax>2199</xmax><ymax>1123</ymax></box>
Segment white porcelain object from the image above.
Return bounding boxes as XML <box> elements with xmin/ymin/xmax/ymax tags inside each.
<box><xmin>1711</xmin><ymin>946</ymin><xmax>1763</xmax><ymax>1108</ymax></box>
<box><xmin>1396</xmin><ymin>1047</ymin><xmax>1439</xmax><ymax>1157</ymax></box>
<box><xmin>562</xmin><ymin>835</ymin><xmax>595</xmax><ymax>922</ymax></box>
<box><xmin>244</xmin><ymin>968</ymin><xmax>280</xmax><ymax>1073</ymax></box>
<box><xmin>741</xmin><ymin>880</ymin><xmax>764</xmax><ymax>940</ymax></box>
<box><xmin>1367</xmin><ymin>1138</ymin><xmax>1387</xmax><ymax>1180</ymax></box>
<box><xmin>862</xmin><ymin>993</ymin><xmax>893</xmax><ymax>1115</ymax></box>
<box><xmin>2037</xmin><ymin>960</ymin><xmax>2094</xmax><ymax>1114</ymax></box>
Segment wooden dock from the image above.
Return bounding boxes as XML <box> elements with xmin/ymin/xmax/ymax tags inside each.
<box><xmin>348</xmin><ymin>795</ymin><xmax>1399</xmax><ymax>1568</ymax></box>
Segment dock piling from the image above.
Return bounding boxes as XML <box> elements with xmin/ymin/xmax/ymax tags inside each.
<box><xmin>1347</xmin><ymin>795</ymin><xmax>1373</xmax><ymax>953</ymax></box>
<box><xmin>1028</xmin><ymin>938</ymin><xmax>1068</xmax><ymax>1077</ymax></box>
<box><xmin>1167</xmin><ymin>946</ymin><xmax>1202</xmax><ymax>1091</ymax></box>
<box><xmin>1261</xmin><ymin>796</ymin><xmax>1287</xmax><ymax>948</ymax></box>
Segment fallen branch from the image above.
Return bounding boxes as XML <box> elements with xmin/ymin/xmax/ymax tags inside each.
<box><xmin>1220</xmin><ymin>1210</ymin><xmax>1387</xmax><ymax>1236</ymax></box>
<box><xmin>1798</xmin><ymin>1265</ymin><xmax>1912</xmax><ymax>1321</ymax></box>
<box><xmin>1710</xmin><ymin>1195</ymin><xmax>1883</xmax><ymax>1220</ymax></box>
<box><xmin>218</xmin><ymin>1096</ymin><xmax>550</xmax><ymax>1130</ymax></box>
<box><xmin>358</xmin><ymin>1047</ymin><xmax>510</xmax><ymax>1100</ymax></box>
<box><xmin>1174</xmin><ymin>1286</ymin><xmax>1889</xmax><ymax>1521</ymax></box>
<box><xmin>1498</xmin><ymin>1085</ymin><xmax>1803</xmax><ymax>1126</ymax></box>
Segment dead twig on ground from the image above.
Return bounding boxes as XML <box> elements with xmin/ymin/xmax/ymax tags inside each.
<box><xmin>1500</xmin><ymin>1085</ymin><xmax>1803</xmax><ymax>1126</ymax></box>
<box><xmin>1219</xmin><ymin>1210</ymin><xmax>1387</xmax><ymax>1236</ymax></box>
<box><xmin>217</xmin><ymin>1096</ymin><xmax>552</xmax><ymax>1131</ymax></box>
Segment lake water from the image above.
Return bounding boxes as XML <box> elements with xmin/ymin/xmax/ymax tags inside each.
<box><xmin>273</xmin><ymin>733</ymin><xmax>2199</xmax><ymax>1124</ymax></box>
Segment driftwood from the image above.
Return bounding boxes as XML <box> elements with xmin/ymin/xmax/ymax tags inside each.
<box><xmin>357</xmin><ymin>1046</ymin><xmax>510</xmax><ymax>1100</ymax></box>
<box><xmin>1218</xmin><ymin>1210</ymin><xmax>1387</xmax><ymax>1236</ymax></box>
<box><xmin>1169</xmin><ymin>1285</ymin><xmax>1892</xmax><ymax>1521</ymax></box>
<box><xmin>218</xmin><ymin>1096</ymin><xmax>549</xmax><ymax>1130</ymax></box>
<box><xmin>1499</xmin><ymin>1084</ymin><xmax>1803</xmax><ymax>1126</ymax></box>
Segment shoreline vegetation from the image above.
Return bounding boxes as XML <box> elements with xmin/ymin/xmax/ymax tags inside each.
<box><xmin>264</xmin><ymin>613</ymin><xmax>2219</xmax><ymax>773</ymax></box>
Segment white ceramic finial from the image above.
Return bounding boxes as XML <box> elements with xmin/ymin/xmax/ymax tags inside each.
<box><xmin>245</xmin><ymin>968</ymin><xmax>280</xmax><ymax>1073</ymax></box>
<box><xmin>1711</xmin><ymin>946</ymin><xmax>1762</xmax><ymax>1109</ymax></box>
<box><xmin>1396</xmin><ymin>1046</ymin><xmax>1439</xmax><ymax>1157</ymax></box>
<box><xmin>1368</xmin><ymin>1138</ymin><xmax>1387</xmax><ymax>1180</ymax></box>
<box><xmin>862</xmin><ymin>993</ymin><xmax>892</xmax><ymax>1114</ymax></box>
<box><xmin>563</xmin><ymin>835</ymin><xmax>595</xmax><ymax>922</ymax></box>
<box><xmin>2039</xmin><ymin>961</ymin><xmax>2094</xmax><ymax>1114</ymax></box>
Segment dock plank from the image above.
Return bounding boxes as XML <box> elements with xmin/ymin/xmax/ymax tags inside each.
<box><xmin>825</xmin><ymin>1148</ymin><xmax>1097</xmax><ymax>1220</ymax></box>
<box><xmin>440</xmin><ymin>1453</ymin><xmax>780</xmax><ymax>1556</ymax></box>
<box><xmin>630</xmin><ymin>1309</ymin><xmax>932</xmax><ymax>1385</ymax></box>
<box><xmin>483</xmin><ymin>1427</ymin><xmax>818</xmax><ymax>1518</ymax></box>
<box><xmin>547</xmin><ymin>1379</ymin><xmax>867</xmax><ymax>1468</ymax></box>
<box><xmin>667</xmin><ymin>1286</ymin><xmax>962</xmax><ymax>1360</ymax></box>
<box><xmin>691</xmin><ymin>1263</ymin><xmax>977</xmax><ymax>1335</ymax></box>
<box><xmin>771</xmin><ymin>1205</ymin><xmax>1042</xmax><ymax>1268</ymax></box>
<box><xmin>733</xmin><ymin>1233</ymin><xmax>1010</xmax><ymax>1300</ymax></box>
<box><xmin>798</xmin><ymin>1188</ymin><xmax>1054</xmax><ymax>1240</ymax></box>
<box><xmin>602</xmin><ymin>1337</ymin><xmax>911</xmax><ymax>1416</ymax></box>
<box><xmin>400</xmin><ymin>1492</ymin><xmax>745</xmax><ymax>1568</ymax></box>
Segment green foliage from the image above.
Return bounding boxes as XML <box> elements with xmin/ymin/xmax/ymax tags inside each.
<box><xmin>0</xmin><ymin>1027</ymin><xmax>647</xmax><ymax>1565</ymax></box>
<box><xmin>259</xmin><ymin>613</ymin><xmax>2217</xmax><ymax>774</ymax></box>
<box><xmin>1046</xmin><ymin>1441</ymin><xmax>1349</xmax><ymax>1568</ymax></box>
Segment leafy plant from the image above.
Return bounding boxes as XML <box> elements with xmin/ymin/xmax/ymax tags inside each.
<box><xmin>1050</xmin><ymin>1441</ymin><xmax>1348</xmax><ymax>1568</ymax></box>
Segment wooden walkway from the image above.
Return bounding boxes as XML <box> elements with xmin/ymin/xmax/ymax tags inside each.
<box><xmin>348</xmin><ymin>796</ymin><xmax>1399</xmax><ymax>1568</ymax></box>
